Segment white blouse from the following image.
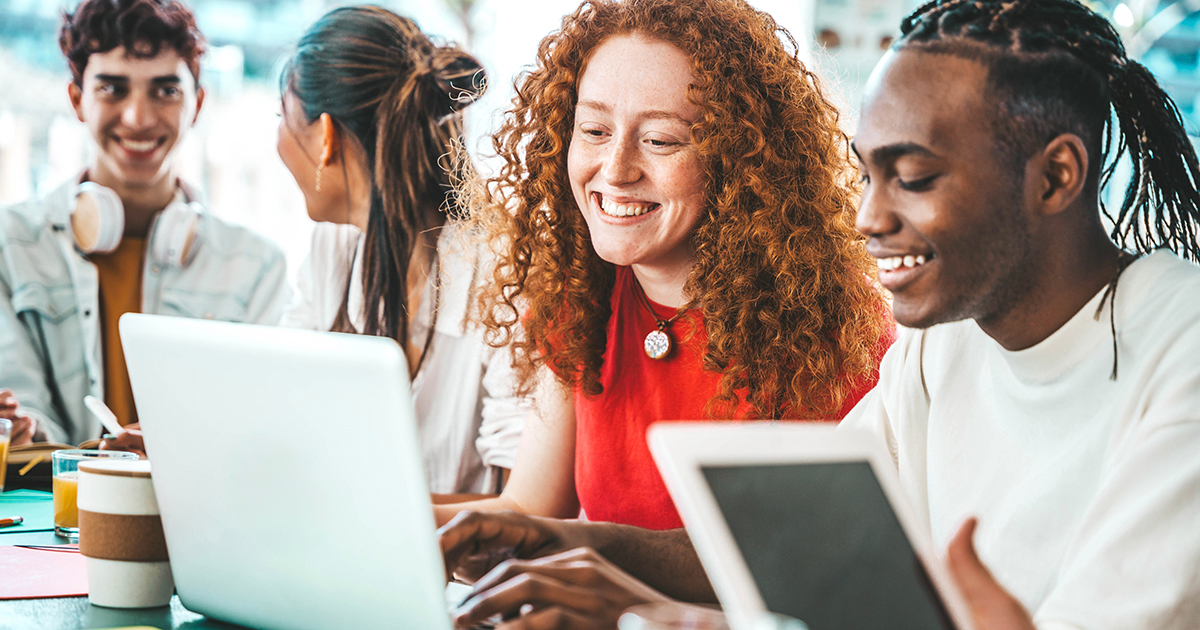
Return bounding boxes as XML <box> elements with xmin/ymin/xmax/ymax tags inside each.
<box><xmin>284</xmin><ymin>222</ymin><xmax>531</xmax><ymax>494</ymax></box>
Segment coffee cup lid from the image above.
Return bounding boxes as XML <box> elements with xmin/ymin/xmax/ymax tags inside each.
<box><xmin>78</xmin><ymin>459</ymin><xmax>152</xmax><ymax>478</ymax></box>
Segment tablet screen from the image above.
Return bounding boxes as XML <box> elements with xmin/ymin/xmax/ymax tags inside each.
<box><xmin>701</xmin><ymin>461</ymin><xmax>955</xmax><ymax>630</ymax></box>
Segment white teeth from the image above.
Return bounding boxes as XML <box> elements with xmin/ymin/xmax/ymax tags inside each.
<box><xmin>120</xmin><ymin>139</ymin><xmax>158</xmax><ymax>152</ymax></box>
<box><xmin>877</xmin><ymin>254</ymin><xmax>930</xmax><ymax>272</ymax></box>
<box><xmin>599</xmin><ymin>196</ymin><xmax>656</xmax><ymax>218</ymax></box>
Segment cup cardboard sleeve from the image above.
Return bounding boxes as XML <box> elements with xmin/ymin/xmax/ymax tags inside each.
<box><xmin>78</xmin><ymin>459</ymin><xmax>174</xmax><ymax>608</ymax></box>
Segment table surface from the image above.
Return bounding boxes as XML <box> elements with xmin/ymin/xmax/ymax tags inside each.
<box><xmin>0</xmin><ymin>494</ymin><xmax>244</xmax><ymax>630</ymax></box>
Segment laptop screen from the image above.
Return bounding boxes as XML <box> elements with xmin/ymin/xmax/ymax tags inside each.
<box><xmin>701</xmin><ymin>461</ymin><xmax>955</xmax><ymax>630</ymax></box>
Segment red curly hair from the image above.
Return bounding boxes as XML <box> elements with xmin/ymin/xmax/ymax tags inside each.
<box><xmin>477</xmin><ymin>0</ymin><xmax>889</xmax><ymax>419</ymax></box>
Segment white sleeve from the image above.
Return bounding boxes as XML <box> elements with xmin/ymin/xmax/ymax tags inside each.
<box><xmin>1033</xmin><ymin>327</ymin><xmax>1200</xmax><ymax>630</ymax></box>
<box><xmin>840</xmin><ymin>327</ymin><xmax>928</xmax><ymax>469</ymax></box>
<box><xmin>475</xmin><ymin>345</ymin><xmax>534</xmax><ymax>471</ymax></box>
<box><xmin>281</xmin><ymin>249</ymin><xmax>320</xmax><ymax>330</ymax></box>
<box><xmin>1032</xmin><ymin>424</ymin><xmax>1200</xmax><ymax>629</ymax></box>
<box><xmin>1032</xmin><ymin>420</ymin><xmax>1200</xmax><ymax>630</ymax></box>
<box><xmin>280</xmin><ymin>222</ymin><xmax>359</xmax><ymax>331</ymax></box>
<box><xmin>839</xmin><ymin>326</ymin><xmax>938</xmax><ymax>543</ymax></box>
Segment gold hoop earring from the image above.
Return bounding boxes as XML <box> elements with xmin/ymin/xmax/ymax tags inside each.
<box><xmin>314</xmin><ymin>163</ymin><xmax>323</xmax><ymax>193</ymax></box>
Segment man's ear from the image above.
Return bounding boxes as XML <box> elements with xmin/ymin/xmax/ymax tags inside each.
<box><xmin>318</xmin><ymin>113</ymin><xmax>340</xmax><ymax>167</ymax></box>
<box><xmin>192</xmin><ymin>86</ymin><xmax>206</xmax><ymax>126</ymax></box>
<box><xmin>1033</xmin><ymin>133</ymin><xmax>1088</xmax><ymax>216</ymax></box>
<box><xmin>68</xmin><ymin>82</ymin><xmax>85</xmax><ymax>123</ymax></box>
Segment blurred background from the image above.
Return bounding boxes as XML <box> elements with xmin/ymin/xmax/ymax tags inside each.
<box><xmin>1</xmin><ymin>0</ymin><xmax>1197</xmax><ymax>276</ymax></box>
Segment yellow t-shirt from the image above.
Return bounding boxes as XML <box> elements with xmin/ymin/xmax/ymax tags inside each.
<box><xmin>91</xmin><ymin>237</ymin><xmax>145</xmax><ymax>427</ymax></box>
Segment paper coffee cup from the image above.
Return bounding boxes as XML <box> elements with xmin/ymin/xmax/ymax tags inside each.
<box><xmin>78</xmin><ymin>459</ymin><xmax>174</xmax><ymax>608</ymax></box>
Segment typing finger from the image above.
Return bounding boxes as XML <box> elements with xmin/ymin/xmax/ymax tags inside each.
<box><xmin>473</xmin><ymin>547</ymin><xmax>669</xmax><ymax>605</ymax></box>
<box><xmin>453</xmin><ymin>571</ymin><xmax>615</xmax><ymax>627</ymax></box>
<box><xmin>495</xmin><ymin>605</ymin><xmax>609</xmax><ymax>630</ymax></box>
<box><xmin>471</xmin><ymin>548</ymin><xmax>618</xmax><ymax>595</ymax></box>
<box><xmin>440</xmin><ymin>511</ymin><xmax>555</xmax><ymax>576</ymax></box>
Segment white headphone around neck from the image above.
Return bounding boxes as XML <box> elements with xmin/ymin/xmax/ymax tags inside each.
<box><xmin>71</xmin><ymin>181</ymin><xmax>203</xmax><ymax>268</ymax></box>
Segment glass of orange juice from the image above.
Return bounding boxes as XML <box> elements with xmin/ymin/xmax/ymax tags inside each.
<box><xmin>52</xmin><ymin>449</ymin><xmax>139</xmax><ymax>538</ymax></box>
<box><xmin>0</xmin><ymin>418</ymin><xmax>10</xmax><ymax>493</ymax></box>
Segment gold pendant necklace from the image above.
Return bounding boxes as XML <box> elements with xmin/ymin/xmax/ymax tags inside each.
<box><xmin>634</xmin><ymin>279</ymin><xmax>685</xmax><ymax>360</ymax></box>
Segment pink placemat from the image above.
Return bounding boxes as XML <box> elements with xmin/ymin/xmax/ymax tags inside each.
<box><xmin>0</xmin><ymin>545</ymin><xmax>87</xmax><ymax>599</ymax></box>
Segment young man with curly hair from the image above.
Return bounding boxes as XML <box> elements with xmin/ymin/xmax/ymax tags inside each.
<box><xmin>439</xmin><ymin>1</ymin><xmax>1200</xmax><ymax>629</ymax></box>
<box><xmin>0</xmin><ymin>0</ymin><xmax>290</xmax><ymax>446</ymax></box>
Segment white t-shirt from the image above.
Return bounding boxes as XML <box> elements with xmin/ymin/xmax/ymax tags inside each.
<box><xmin>842</xmin><ymin>250</ymin><xmax>1200</xmax><ymax>630</ymax></box>
<box><xmin>284</xmin><ymin>222</ymin><xmax>532</xmax><ymax>494</ymax></box>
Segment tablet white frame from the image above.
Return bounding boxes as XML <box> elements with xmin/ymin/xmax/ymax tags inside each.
<box><xmin>648</xmin><ymin>421</ymin><xmax>975</xmax><ymax>630</ymax></box>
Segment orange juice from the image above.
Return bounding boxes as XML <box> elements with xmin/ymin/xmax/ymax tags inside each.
<box><xmin>53</xmin><ymin>472</ymin><xmax>80</xmax><ymax>529</ymax></box>
<box><xmin>0</xmin><ymin>436</ymin><xmax>8</xmax><ymax>491</ymax></box>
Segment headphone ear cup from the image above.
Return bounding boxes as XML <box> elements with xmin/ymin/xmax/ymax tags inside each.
<box><xmin>73</xmin><ymin>182</ymin><xmax>125</xmax><ymax>254</ymax></box>
<box><xmin>149</xmin><ymin>201</ymin><xmax>202</xmax><ymax>267</ymax></box>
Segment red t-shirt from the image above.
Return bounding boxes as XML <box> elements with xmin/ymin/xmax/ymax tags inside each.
<box><xmin>574</xmin><ymin>266</ymin><xmax>888</xmax><ymax>530</ymax></box>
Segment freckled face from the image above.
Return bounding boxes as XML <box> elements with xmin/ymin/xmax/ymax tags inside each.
<box><xmin>854</xmin><ymin>49</ymin><xmax>1034</xmax><ymax>330</ymax></box>
<box><xmin>567</xmin><ymin>34</ymin><xmax>707</xmax><ymax>276</ymax></box>
<box><xmin>69</xmin><ymin>46</ymin><xmax>201</xmax><ymax>189</ymax></box>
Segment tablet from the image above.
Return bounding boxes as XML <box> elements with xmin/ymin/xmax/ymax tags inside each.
<box><xmin>648</xmin><ymin>422</ymin><xmax>974</xmax><ymax>630</ymax></box>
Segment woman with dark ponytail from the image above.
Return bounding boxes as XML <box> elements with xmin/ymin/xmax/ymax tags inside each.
<box><xmin>278</xmin><ymin>6</ymin><xmax>529</xmax><ymax>496</ymax></box>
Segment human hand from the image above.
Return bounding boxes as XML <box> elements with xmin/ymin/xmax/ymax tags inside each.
<box><xmin>0</xmin><ymin>389</ymin><xmax>37</xmax><ymax>446</ymax></box>
<box><xmin>947</xmin><ymin>518</ymin><xmax>1036</xmax><ymax>630</ymax></box>
<box><xmin>100</xmin><ymin>422</ymin><xmax>146</xmax><ymax>459</ymax></box>
<box><xmin>451</xmin><ymin>546</ymin><xmax>671</xmax><ymax>629</ymax></box>
<box><xmin>440</xmin><ymin>510</ymin><xmax>597</xmax><ymax>584</ymax></box>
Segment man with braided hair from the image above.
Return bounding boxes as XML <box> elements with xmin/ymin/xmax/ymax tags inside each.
<box><xmin>846</xmin><ymin>0</ymin><xmax>1200</xmax><ymax>628</ymax></box>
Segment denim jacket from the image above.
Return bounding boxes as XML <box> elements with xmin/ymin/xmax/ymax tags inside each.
<box><xmin>0</xmin><ymin>176</ymin><xmax>291</xmax><ymax>444</ymax></box>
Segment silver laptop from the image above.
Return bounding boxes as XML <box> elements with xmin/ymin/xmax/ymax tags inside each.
<box><xmin>121</xmin><ymin>313</ymin><xmax>455</xmax><ymax>630</ymax></box>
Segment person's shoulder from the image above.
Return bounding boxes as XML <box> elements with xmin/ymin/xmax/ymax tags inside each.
<box><xmin>309</xmin><ymin>221</ymin><xmax>361</xmax><ymax>254</ymax></box>
<box><xmin>0</xmin><ymin>180</ymin><xmax>73</xmax><ymax>242</ymax></box>
<box><xmin>432</xmin><ymin>223</ymin><xmax>487</xmax><ymax>336</ymax></box>
<box><xmin>1137</xmin><ymin>249</ymin><xmax>1200</xmax><ymax>290</ymax></box>
<box><xmin>0</xmin><ymin>199</ymin><xmax>46</xmax><ymax>242</ymax></box>
<box><xmin>1123</xmin><ymin>251</ymin><xmax>1200</xmax><ymax>324</ymax></box>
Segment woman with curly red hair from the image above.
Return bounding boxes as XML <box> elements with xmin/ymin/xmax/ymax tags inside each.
<box><xmin>433</xmin><ymin>0</ymin><xmax>893</xmax><ymax>624</ymax></box>
<box><xmin>435</xmin><ymin>0</ymin><xmax>890</xmax><ymax>534</ymax></box>
<box><xmin>435</xmin><ymin>0</ymin><xmax>891</xmax><ymax>534</ymax></box>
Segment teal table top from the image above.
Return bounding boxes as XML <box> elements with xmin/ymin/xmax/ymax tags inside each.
<box><xmin>0</xmin><ymin>490</ymin><xmax>245</xmax><ymax>630</ymax></box>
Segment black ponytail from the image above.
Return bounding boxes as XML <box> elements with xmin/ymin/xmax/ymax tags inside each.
<box><xmin>284</xmin><ymin>6</ymin><xmax>486</xmax><ymax>372</ymax></box>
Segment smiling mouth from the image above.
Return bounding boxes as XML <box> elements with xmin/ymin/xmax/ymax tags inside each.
<box><xmin>876</xmin><ymin>253</ymin><xmax>934</xmax><ymax>272</ymax></box>
<box><xmin>596</xmin><ymin>193</ymin><xmax>660</xmax><ymax>218</ymax></box>
<box><xmin>117</xmin><ymin>137</ymin><xmax>165</xmax><ymax>154</ymax></box>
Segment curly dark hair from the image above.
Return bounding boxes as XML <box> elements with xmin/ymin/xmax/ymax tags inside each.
<box><xmin>59</xmin><ymin>0</ymin><xmax>205</xmax><ymax>87</ymax></box>
<box><xmin>476</xmin><ymin>0</ymin><xmax>891</xmax><ymax>419</ymax></box>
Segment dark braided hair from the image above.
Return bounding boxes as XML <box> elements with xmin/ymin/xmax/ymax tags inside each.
<box><xmin>898</xmin><ymin>0</ymin><xmax>1200</xmax><ymax>262</ymax></box>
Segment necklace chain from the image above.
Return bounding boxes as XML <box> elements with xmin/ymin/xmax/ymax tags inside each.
<box><xmin>633</xmin><ymin>278</ymin><xmax>686</xmax><ymax>360</ymax></box>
